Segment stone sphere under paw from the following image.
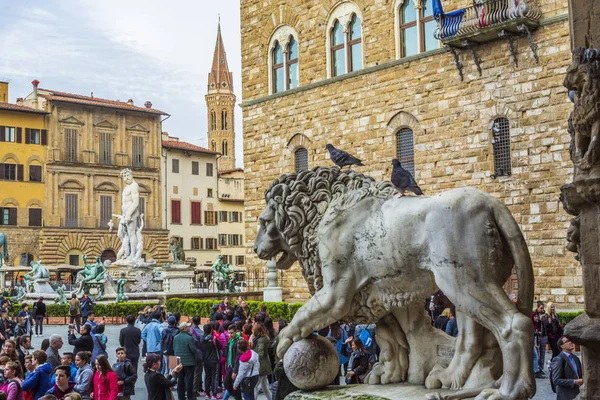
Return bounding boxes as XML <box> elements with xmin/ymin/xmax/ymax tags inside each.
<box><xmin>283</xmin><ymin>334</ymin><xmax>340</xmax><ymax>390</ymax></box>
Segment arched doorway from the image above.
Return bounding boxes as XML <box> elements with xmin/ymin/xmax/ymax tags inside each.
<box><xmin>101</xmin><ymin>249</ymin><xmax>117</xmax><ymax>263</ymax></box>
<box><xmin>19</xmin><ymin>253</ymin><xmax>34</xmax><ymax>266</ymax></box>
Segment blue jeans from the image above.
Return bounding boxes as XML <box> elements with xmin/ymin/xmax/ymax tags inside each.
<box><xmin>533</xmin><ymin>345</ymin><xmax>539</xmax><ymax>373</ymax></box>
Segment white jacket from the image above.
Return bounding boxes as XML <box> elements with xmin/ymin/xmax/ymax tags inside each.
<box><xmin>233</xmin><ymin>350</ymin><xmax>259</xmax><ymax>388</ymax></box>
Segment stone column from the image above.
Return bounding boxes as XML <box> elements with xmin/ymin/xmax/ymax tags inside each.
<box><xmin>262</xmin><ymin>259</ymin><xmax>282</xmax><ymax>302</ymax></box>
<box><xmin>561</xmin><ymin>3</ymin><xmax>600</xmax><ymax>395</ymax></box>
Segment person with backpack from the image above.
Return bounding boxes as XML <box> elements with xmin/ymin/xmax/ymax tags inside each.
<box><xmin>4</xmin><ymin>361</ymin><xmax>24</xmax><ymax>400</ymax></box>
<box><xmin>173</xmin><ymin>322</ymin><xmax>197</xmax><ymax>400</ymax></box>
<box><xmin>550</xmin><ymin>337</ymin><xmax>583</xmax><ymax>400</ymax></box>
<box><xmin>355</xmin><ymin>324</ymin><xmax>377</xmax><ymax>365</ymax></box>
<box><xmin>232</xmin><ymin>339</ymin><xmax>260</xmax><ymax>400</ymax></box>
<box><xmin>225</xmin><ymin>323</ymin><xmax>243</xmax><ymax>400</ymax></box>
<box><xmin>33</xmin><ymin>298</ymin><xmax>46</xmax><ymax>337</ymax></box>
<box><xmin>327</xmin><ymin>322</ymin><xmax>348</xmax><ymax>378</ymax></box>
<box><xmin>22</xmin><ymin>350</ymin><xmax>52</xmax><ymax>400</ymax></box>
<box><xmin>141</xmin><ymin>312</ymin><xmax>164</xmax><ymax>359</ymax></box>
<box><xmin>91</xmin><ymin>324</ymin><xmax>108</xmax><ymax>364</ymax></box>
<box><xmin>341</xmin><ymin>337</ymin><xmax>369</xmax><ymax>385</ymax></box>
<box><xmin>250</xmin><ymin>323</ymin><xmax>272</xmax><ymax>400</ymax></box>
<box><xmin>160</xmin><ymin>316</ymin><xmax>179</xmax><ymax>360</ymax></box>
<box><xmin>69</xmin><ymin>295</ymin><xmax>81</xmax><ymax>333</ymax></box>
<box><xmin>80</xmin><ymin>295</ymin><xmax>95</xmax><ymax>325</ymax></box>
<box><xmin>200</xmin><ymin>323</ymin><xmax>222</xmax><ymax>400</ymax></box>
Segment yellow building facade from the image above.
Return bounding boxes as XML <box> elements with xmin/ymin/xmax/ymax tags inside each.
<box><xmin>241</xmin><ymin>0</ymin><xmax>579</xmax><ymax>306</ymax></box>
<box><xmin>20</xmin><ymin>82</ymin><xmax>170</xmax><ymax>266</ymax></box>
<box><xmin>0</xmin><ymin>81</ymin><xmax>48</xmax><ymax>266</ymax></box>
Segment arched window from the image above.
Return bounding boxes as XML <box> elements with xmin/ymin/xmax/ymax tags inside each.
<box><xmin>331</xmin><ymin>20</ymin><xmax>346</xmax><ymax>76</ymax></box>
<box><xmin>396</xmin><ymin>128</ymin><xmax>415</xmax><ymax>176</ymax></box>
<box><xmin>348</xmin><ymin>14</ymin><xmax>363</xmax><ymax>71</ymax></box>
<box><xmin>221</xmin><ymin>111</ymin><xmax>228</xmax><ymax>130</ymax></box>
<box><xmin>101</xmin><ymin>249</ymin><xmax>116</xmax><ymax>263</ymax></box>
<box><xmin>492</xmin><ymin>117</ymin><xmax>511</xmax><ymax>176</ymax></box>
<box><xmin>399</xmin><ymin>0</ymin><xmax>418</xmax><ymax>57</ymax></box>
<box><xmin>19</xmin><ymin>253</ymin><xmax>33</xmax><ymax>267</ymax></box>
<box><xmin>397</xmin><ymin>0</ymin><xmax>439</xmax><ymax>58</ymax></box>
<box><xmin>294</xmin><ymin>148</ymin><xmax>308</xmax><ymax>172</ymax></box>
<box><xmin>211</xmin><ymin>140</ymin><xmax>216</xmax><ymax>152</ymax></box>
<box><xmin>287</xmin><ymin>36</ymin><xmax>299</xmax><ymax>90</ymax></box>
<box><xmin>222</xmin><ymin>141</ymin><xmax>228</xmax><ymax>156</ymax></box>
<box><xmin>211</xmin><ymin>111</ymin><xmax>216</xmax><ymax>131</ymax></box>
<box><xmin>272</xmin><ymin>41</ymin><xmax>285</xmax><ymax>93</ymax></box>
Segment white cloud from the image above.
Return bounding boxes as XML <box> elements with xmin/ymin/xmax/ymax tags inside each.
<box><xmin>0</xmin><ymin>0</ymin><xmax>243</xmax><ymax>165</ymax></box>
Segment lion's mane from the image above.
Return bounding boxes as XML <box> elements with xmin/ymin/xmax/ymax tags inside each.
<box><xmin>264</xmin><ymin>166</ymin><xmax>397</xmax><ymax>294</ymax></box>
<box><xmin>568</xmin><ymin>48</ymin><xmax>600</xmax><ymax>139</ymax></box>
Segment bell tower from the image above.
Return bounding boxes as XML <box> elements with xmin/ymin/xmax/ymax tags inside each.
<box><xmin>206</xmin><ymin>21</ymin><xmax>236</xmax><ymax>172</ymax></box>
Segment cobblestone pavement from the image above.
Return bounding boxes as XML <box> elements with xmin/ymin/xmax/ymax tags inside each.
<box><xmin>32</xmin><ymin>324</ymin><xmax>559</xmax><ymax>399</ymax></box>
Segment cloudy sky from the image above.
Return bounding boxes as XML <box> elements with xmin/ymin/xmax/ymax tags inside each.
<box><xmin>0</xmin><ymin>0</ymin><xmax>243</xmax><ymax>167</ymax></box>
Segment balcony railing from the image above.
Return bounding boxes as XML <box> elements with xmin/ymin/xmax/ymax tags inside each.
<box><xmin>436</xmin><ymin>0</ymin><xmax>542</xmax><ymax>42</ymax></box>
<box><xmin>435</xmin><ymin>0</ymin><xmax>542</xmax><ymax>80</ymax></box>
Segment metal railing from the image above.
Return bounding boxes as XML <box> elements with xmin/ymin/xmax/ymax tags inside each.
<box><xmin>436</xmin><ymin>0</ymin><xmax>542</xmax><ymax>41</ymax></box>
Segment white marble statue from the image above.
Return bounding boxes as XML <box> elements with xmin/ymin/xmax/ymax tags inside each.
<box><xmin>254</xmin><ymin>167</ymin><xmax>535</xmax><ymax>400</ymax></box>
<box><xmin>113</xmin><ymin>168</ymin><xmax>142</xmax><ymax>262</ymax></box>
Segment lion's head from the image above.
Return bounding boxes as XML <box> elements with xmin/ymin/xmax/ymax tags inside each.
<box><xmin>254</xmin><ymin>166</ymin><xmax>396</xmax><ymax>294</ymax></box>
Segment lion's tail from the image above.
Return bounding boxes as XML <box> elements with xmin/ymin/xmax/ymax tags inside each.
<box><xmin>493</xmin><ymin>203</ymin><xmax>534</xmax><ymax>317</ymax></box>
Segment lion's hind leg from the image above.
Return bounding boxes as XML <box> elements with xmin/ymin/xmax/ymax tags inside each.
<box><xmin>433</xmin><ymin>276</ymin><xmax>535</xmax><ymax>400</ymax></box>
<box><xmin>425</xmin><ymin>313</ymin><xmax>483</xmax><ymax>390</ymax></box>
<box><xmin>364</xmin><ymin>314</ymin><xmax>409</xmax><ymax>385</ymax></box>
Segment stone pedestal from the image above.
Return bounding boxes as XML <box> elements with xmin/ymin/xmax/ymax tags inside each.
<box><xmin>32</xmin><ymin>279</ymin><xmax>56</xmax><ymax>294</ymax></box>
<box><xmin>263</xmin><ymin>287</ymin><xmax>283</xmax><ymax>302</ymax></box>
<box><xmin>161</xmin><ymin>266</ymin><xmax>195</xmax><ymax>293</ymax></box>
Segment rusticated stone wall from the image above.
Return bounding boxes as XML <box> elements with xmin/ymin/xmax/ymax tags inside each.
<box><xmin>240</xmin><ymin>0</ymin><xmax>580</xmax><ymax>307</ymax></box>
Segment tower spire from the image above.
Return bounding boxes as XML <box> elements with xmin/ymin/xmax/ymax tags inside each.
<box><xmin>207</xmin><ymin>20</ymin><xmax>233</xmax><ymax>94</ymax></box>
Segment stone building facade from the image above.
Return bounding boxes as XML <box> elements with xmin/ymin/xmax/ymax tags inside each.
<box><xmin>240</xmin><ymin>0</ymin><xmax>580</xmax><ymax>306</ymax></box>
<box><xmin>22</xmin><ymin>81</ymin><xmax>170</xmax><ymax>266</ymax></box>
<box><xmin>161</xmin><ymin>134</ymin><xmax>221</xmax><ymax>265</ymax></box>
<box><xmin>0</xmin><ymin>81</ymin><xmax>48</xmax><ymax>266</ymax></box>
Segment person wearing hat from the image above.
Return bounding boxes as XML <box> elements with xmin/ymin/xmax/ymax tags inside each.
<box><xmin>173</xmin><ymin>321</ymin><xmax>197</xmax><ymax>400</ymax></box>
<box><xmin>551</xmin><ymin>336</ymin><xmax>583</xmax><ymax>400</ymax></box>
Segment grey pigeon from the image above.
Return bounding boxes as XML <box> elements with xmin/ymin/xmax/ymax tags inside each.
<box><xmin>326</xmin><ymin>144</ymin><xmax>365</xmax><ymax>168</ymax></box>
<box><xmin>391</xmin><ymin>159</ymin><xmax>423</xmax><ymax>195</ymax></box>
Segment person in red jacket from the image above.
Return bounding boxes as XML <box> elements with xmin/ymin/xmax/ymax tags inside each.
<box><xmin>92</xmin><ymin>355</ymin><xmax>118</xmax><ymax>400</ymax></box>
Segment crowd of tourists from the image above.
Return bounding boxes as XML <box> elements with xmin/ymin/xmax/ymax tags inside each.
<box><xmin>0</xmin><ymin>292</ymin><xmax>137</xmax><ymax>400</ymax></box>
<box><xmin>0</xmin><ymin>290</ymin><xmax>582</xmax><ymax>400</ymax></box>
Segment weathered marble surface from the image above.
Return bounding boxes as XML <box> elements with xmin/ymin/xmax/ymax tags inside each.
<box><xmin>284</xmin><ymin>335</ymin><xmax>339</xmax><ymax>390</ymax></box>
<box><xmin>255</xmin><ymin>167</ymin><xmax>534</xmax><ymax>399</ymax></box>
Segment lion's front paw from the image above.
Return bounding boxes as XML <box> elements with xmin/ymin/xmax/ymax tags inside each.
<box><xmin>474</xmin><ymin>389</ymin><xmax>506</xmax><ymax>400</ymax></box>
<box><xmin>276</xmin><ymin>324</ymin><xmax>302</xmax><ymax>359</ymax></box>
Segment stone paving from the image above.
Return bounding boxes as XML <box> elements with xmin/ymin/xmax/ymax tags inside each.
<box><xmin>32</xmin><ymin>324</ymin><xmax>558</xmax><ymax>399</ymax></box>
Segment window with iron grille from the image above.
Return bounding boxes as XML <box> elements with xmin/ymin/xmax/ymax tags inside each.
<box><xmin>295</xmin><ymin>147</ymin><xmax>308</xmax><ymax>172</ymax></box>
<box><xmin>396</xmin><ymin>128</ymin><xmax>415</xmax><ymax>176</ymax></box>
<box><xmin>219</xmin><ymin>234</ymin><xmax>227</xmax><ymax>246</ymax></box>
<box><xmin>69</xmin><ymin>254</ymin><xmax>80</xmax><ymax>266</ymax></box>
<box><xmin>99</xmin><ymin>132</ymin><xmax>112</xmax><ymax>165</ymax></box>
<box><xmin>492</xmin><ymin>118</ymin><xmax>511</xmax><ymax>177</ymax></box>
<box><xmin>236</xmin><ymin>256</ymin><xmax>245</xmax><ymax>265</ymax></box>
<box><xmin>65</xmin><ymin>129</ymin><xmax>78</xmax><ymax>162</ymax></box>
<box><xmin>132</xmin><ymin>136</ymin><xmax>144</xmax><ymax>168</ymax></box>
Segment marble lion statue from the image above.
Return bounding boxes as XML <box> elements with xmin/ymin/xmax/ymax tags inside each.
<box><xmin>254</xmin><ymin>167</ymin><xmax>534</xmax><ymax>400</ymax></box>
